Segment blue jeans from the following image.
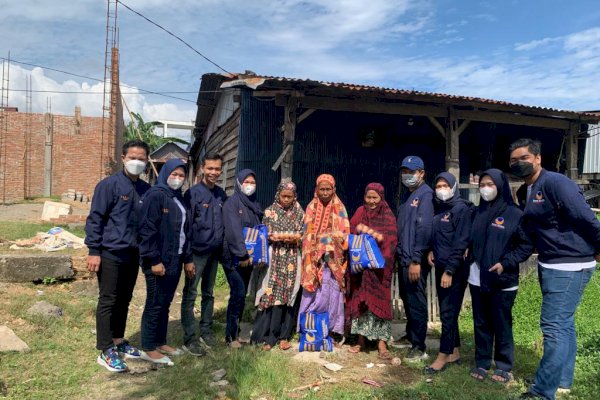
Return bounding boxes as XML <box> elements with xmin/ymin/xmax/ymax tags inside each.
<box><xmin>530</xmin><ymin>266</ymin><xmax>594</xmax><ymax>400</ymax></box>
<box><xmin>141</xmin><ymin>271</ymin><xmax>181</xmax><ymax>351</ymax></box>
<box><xmin>180</xmin><ymin>252</ymin><xmax>219</xmax><ymax>345</ymax></box>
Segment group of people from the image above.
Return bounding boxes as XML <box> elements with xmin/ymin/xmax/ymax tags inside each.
<box><xmin>86</xmin><ymin>138</ymin><xmax>600</xmax><ymax>400</ymax></box>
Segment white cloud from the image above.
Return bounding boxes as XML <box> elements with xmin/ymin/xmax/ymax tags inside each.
<box><xmin>514</xmin><ymin>37</ymin><xmax>560</xmax><ymax>51</ymax></box>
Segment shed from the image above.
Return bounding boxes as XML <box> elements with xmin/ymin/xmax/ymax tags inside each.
<box><xmin>148</xmin><ymin>141</ymin><xmax>188</xmax><ymax>183</ymax></box>
<box><xmin>190</xmin><ymin>72</ymin><xmax>600</xmax><ymax>212</ymax></box>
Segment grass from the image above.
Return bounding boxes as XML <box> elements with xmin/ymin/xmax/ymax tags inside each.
<box><xmin>1</xmin><ymin>267</ymin><xmax>600</xmax><ymax>399</ymax></box>
<box><xmin>0</xmin><ymin>221</ymin><xmax>85</xmax><ymax>242</ymax></box>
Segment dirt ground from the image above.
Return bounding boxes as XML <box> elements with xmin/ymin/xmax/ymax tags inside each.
<box><xmin>0</xmin><ymin>198</ymin><xmax>90</xmax><ymax>223</ymax></box>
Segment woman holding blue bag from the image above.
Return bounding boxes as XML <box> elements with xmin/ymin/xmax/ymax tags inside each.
<box><xmin>299</xmin><ymin>174</ymin><xmax>350</xmax><ymax>344</ymax></box>
<box><xmin>346</xmin><ymin>183</ymin><xmax>398</xmax><ymax>359</ymax></box>
<box><xmin>222</xmin><ymin>169</ymin><xmax>263</xmax><ymax>348</ymax></box>
<box><xmin>251</xmin><ymin>180</ymin><xmax>304</xmax><ymax>351</ymax></box>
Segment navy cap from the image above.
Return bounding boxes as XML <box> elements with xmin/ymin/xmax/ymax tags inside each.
<box><xmin>401</xmin><ymin>156</ymin><xmax>424</xmax><ymax>170</ymax></box>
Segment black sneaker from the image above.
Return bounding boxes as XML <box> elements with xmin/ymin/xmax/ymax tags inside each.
<box><xmin>201</xmin><ymin>334</ymin><xmax>217</xmax><ymax>348</ymax></box>
<box><xmin>404</xmin><ymin>347</ymin><xmax>428</xmax><ymax>363</ymax></box>
<box><xmin>182</xmin><ymin>340</ymin><xmax>207</xmax><ymax>356</ymax></box>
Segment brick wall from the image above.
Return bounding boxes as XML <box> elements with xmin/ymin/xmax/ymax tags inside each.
<box><xmin>0</xmin><ymin>110</ymin><xmax>115</xmax><ymax>203</ymax></box>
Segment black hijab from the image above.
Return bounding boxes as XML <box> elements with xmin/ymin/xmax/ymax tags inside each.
<box><xmin>433</xmin><ymin>172</ymin><xmax>469</xmax><ymax>214</ymax></box>
<box><xmin>471</xmin><ymin>168</ymin><xmax>514</xmax><ymax>265</ymax></box>
<box><xmin>233</xmin><ymin>168</ymin><xmax>263</xmax><ymax>219</ymax></box>
<box><xmin>155</xmin><ymin>158</ymin><xmax>187</xmax><ymax>200</ymax></box>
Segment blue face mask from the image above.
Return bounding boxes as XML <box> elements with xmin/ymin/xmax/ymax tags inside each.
<box><xmin>402</xmin><ymin>173</ymin><xmax>419</xmax><ymax>188</ymax></box>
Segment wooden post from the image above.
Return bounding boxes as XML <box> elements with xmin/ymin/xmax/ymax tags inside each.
<box><xmin>281</xmin><ymin>97</ymin><xmax>298</xmax><ymax>180</ymax></box>
<box><xmin>445</xmin><ymin>107</ymin><xmax>460</xmax><ymax>181</ymax></box>
<box><xmin>565</xmin><ymin>123</ymin><xmax>579</xmax><ymax>180</ymax></box>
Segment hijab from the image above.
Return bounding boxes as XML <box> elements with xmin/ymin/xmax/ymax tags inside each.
<box><xmin>233</xmin><ymin>168</ymin><xmax>263</xmax><ymax>219</ymax></box>
<box><xmin>472</xmin><ymin>168</ymin><xmax>514</xmax><ymax>266</ymax></box>
<box><xmin>155</xmin><ymin>158</ymin><xmax>187</xmax><ymax>199</ymax></box>
<box><xmin>433</xmin><ymin>172</ymin><xmax>469</xmax><ymax>214</ymax></box>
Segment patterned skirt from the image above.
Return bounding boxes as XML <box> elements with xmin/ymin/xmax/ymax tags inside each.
<box><xmin>350</xmin><ymin>310</ymin><xmax>392</xmax><ymax>341</ymax></box>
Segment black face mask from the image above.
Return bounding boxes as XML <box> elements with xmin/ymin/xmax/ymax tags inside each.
<box><xmin>510</xmin><ymin>161</ymin><xmax>534</xmax><ymax>178</ymax></box>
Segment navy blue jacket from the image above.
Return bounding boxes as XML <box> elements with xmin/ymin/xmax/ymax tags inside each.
<box><xmin>85</xmin><ymin>171</ymin><xmax>151</xmax><ymax>262</ymax></box>
<box><xmin>431</xmin><ymin>172</ymin><xmax>473</xmax><ymax>275</ymax></box>
<box><xmin>396</xmin><ymin>182</ymin><xmax>434</xmax><ymax>267</ymax></box>
<box><xmin>522</xmin><ymin>169</ymin><xmax>600</xmax><ymax>263</ymax></box>
<box><xmin>222</xmin><ymin>169</ymin><xmax>263</xmax><ymax>269</ymax></box>
<box><xmin>138</xmin><ymin>159</ymin><xmax>192</xmax><ymax>274</ymax></box>
<box><xmin>471</xmin><ymin>169</ymin><xmax>533</xmax><ymax>291</ymax></box>
<box><xmin>185</xmin><ymin>182</ymin><xmax>227</xmax><ymax>256</ymax></box>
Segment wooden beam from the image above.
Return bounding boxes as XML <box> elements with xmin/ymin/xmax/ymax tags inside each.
<box><xmin>271</xmin><ymin>144</ymin><xmax>291</xmax><ymax>172</ymax></box>
<box><xmin>455</xmin><ymin>109</ymin><xmax>569</xmax><ymax>130</ymax></box>
<box><xmin>298</xmin><ymin>109</ymin><xmax>316</xmax><ymax>124</ymax></box>
<box><xmin>427</xmin><ymin>116</ymin><xmax>445</xmax><ymax>139</ymax></box>
<box><xmin>565</xmin><ymin>123</ymin><xmax>579</xmax><ymax>179</ymax></box>
<box><xmin>295</xmin><ymin>96</ymin><xmax>447</xmax><ymax>117</ymax></box>
<box><xmin>281</xmin><ymin>97</ymin><xmax>298</xmax><ymax>180</ymax></box>
<box><xmin>456</xmin><ymin>119</ymin><xmax>471</xmax><ymax>136</ymax></box>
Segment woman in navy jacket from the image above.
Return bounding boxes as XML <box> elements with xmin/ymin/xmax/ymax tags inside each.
<box><xmin>468</xmin><ymin>169</ymin><xmax>533</xmax><ymax>383</ymax></box>
<box><xmin>426</xmin><ymin>172</ymin><xmax>472</xmax><ymax>373</ymax></box>
<box><xmin>138</xmin><ymin>159</ymin><xmax>194</xmax><ymax>365</ymax></box>
<box><xmin>222</xmin><ymin>169</ymin><xmax>263</xmax><ymax>347</ymax></box>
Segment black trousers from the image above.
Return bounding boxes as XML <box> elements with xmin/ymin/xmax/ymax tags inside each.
<box><xmin>224</xmin><ymin>265</ymin><xmax>253</xmax><ymax>342</ymax></box>
<box><xmin>141</xmin><ymin>271</ymin><xmax>181</xmax><ymax>351</ymax></box>
<box><xmin>400</xmin><ymin>263</ymin><xmax>431</xmax><ymax>351</ymax></box>
<box><xmin>470</xmin><ymin>284</ymin><xmax>517</xmax><ymax>371</ymax></box>
<box><xmin>251</xmin><ymin>304</ymin><xmax>297</xmax><ymax>346</ymax></box>
<box><xmin>435</xmin><ymin>267</ymin><xmax>467</xmax><ymax>354</ymax></box>
<box><xmin>96</xmin><ymin>255</ymin><xmax>139</xmax><ymax>351</ymax></box>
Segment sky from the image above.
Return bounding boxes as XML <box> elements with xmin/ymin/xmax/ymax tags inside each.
<box><xmin>2</xmin><ymin>0</ymin><xmax>600</xmax><ymax>140</ymax></box>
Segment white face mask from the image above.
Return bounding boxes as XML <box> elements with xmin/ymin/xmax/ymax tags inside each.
<box><xmin>241</xmin><ymin>184</ymin><xmax>256</xmax><ymax>196</ymax></box>
<box><xmin>167</xmin><ymin>178</ymin><xmax>184</xmax><ymax>190</ymax></box>
<box><xmin>401</xmin><ymin>173</ymin><xmax>419</xmax><ymax>188</ymax></box>
<box><xmin>124</xmin><ymin>159</ymin><xmax>146</xmax><ymax>176</ymax></box>
<box><xmin>480</xmin><ymin>186</ymin><xmax>498</xmax><ymax>202</ymax></box>
<box><xmin>435</xmin><ymin>188</ymin><xmax>453</xmax><ymax>202</ymax></box>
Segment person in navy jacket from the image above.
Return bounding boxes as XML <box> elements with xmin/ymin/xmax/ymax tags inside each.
<box><xmin>395</xmin><ymin>156</ymin><xmax>434</xmax><ymax>362</ymax></box>
<box><xmin>510</xmin><ymin>139</ymin><xmax>600</xmax><ymax>400</ymax></box>
<box><xmin>425</xmin><ymin>172</ymin><xmax>472</xmax><ymax>373</ymax></box>
<box><xmin>180</xmin><ymin>152</ymin><xmax>227</xmax><ymax>355</ymax></box>
<box><xmin>468</xmin><ymin>169</ymin><xmax>533</xmax><ymax>383</ymax></box>
<box><xmin>222</xmin><ymin>169</ymin><xmax>263</xmax><ymax>348</ymax></box>
<box><xmin>138</xmin><ymin>158</ymin><xmax>194</xmax><ymax>366</ymax></box>
<box><xmin>85</xmin><ymin>140</ymin><xmax>151</xmax><ymax>372</ymax></box>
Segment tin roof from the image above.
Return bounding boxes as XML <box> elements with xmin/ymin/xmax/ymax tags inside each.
<box><xmin>219</xmin><ymin>73</ymin><xmax>600</xmax><ymax>122</ymax></box>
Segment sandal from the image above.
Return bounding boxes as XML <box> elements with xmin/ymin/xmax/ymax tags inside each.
<box><xmin>424</xmin><ymin>364</ymin><xmax>447</xmax><ymax>375</ymax></box>
<box><xmin>279</xmin><ymin>340</ymin><xmax>292</xmax><ymax>351</ymax></box>
<box><xmin>470</xmin><ymin>367</ymin><xmax>488</xmax><ymax>381</ymax></box>
<box><xmin>491</xmin><ymin>369</ymin><xmax>513</xmax><ymax>383</ymax></box>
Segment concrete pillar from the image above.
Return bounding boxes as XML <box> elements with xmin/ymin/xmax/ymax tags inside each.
<box><xmin>44</xmin><ymin>113</ymin><xmax>53</xmax><ymax>196</ymax></box>
<box><xmin>445</xmin><ymin>107</ymin><xmax>460</xmax><ymax>181</ymax></box>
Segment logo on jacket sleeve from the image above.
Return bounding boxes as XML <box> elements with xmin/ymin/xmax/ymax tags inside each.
<box><xmin>121</xmin><ymin>195</ymin><xmax>129</xmax><ymax>201</ymax></box>
<box><xmin>410</xmin><ymin>198</ymin><xmax>420</xmax><ymax>207</ymax></box>
<box><xmin>162</xmin><ymin>208</ymin><xmax>169</xmax><ymax>214</ymax></box>
<box><xmin>532</xmin><ymin>191</ymin><xmax>545</xmax><ymax>204</ymax></box>
<box><xmin>441</xmin><ymin>213</ymin><xmax>450</xmax><ymax>223</ymax></box>
<box><xmin>492</xmin><ymin>216</ymin><xmax>506</xmax><ymax>229</ymax></box>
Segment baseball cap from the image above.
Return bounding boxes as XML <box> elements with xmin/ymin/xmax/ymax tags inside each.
<box><xmin>401</xmin><ymin>156</ymin><xmax>424</xmax><ymax>170</ymax></box>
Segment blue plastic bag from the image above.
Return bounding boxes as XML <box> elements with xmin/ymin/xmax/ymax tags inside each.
<box><xmin>298</xmin><ymin>312</ymin><xmax>333</xmax><ymax>352</ymax></box>
<box><xmin>348</xmin><ymin>233</ymin><xmax>385</xmax><ymax>274</ymax></box>
<box><xmin>242</xmin><ymin>224</ymin><xmax>269</xmax><ymax>265</ymax></box>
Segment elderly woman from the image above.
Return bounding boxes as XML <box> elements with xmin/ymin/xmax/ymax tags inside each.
<box><xmin>222</xmin><ymin>169</ymin><xmax>263</xmax><ymax>348</ymax></box>
<box><xmin>138</xmin><ymin>159</ymin><xmax>193</xmax><ymax>366</ymax></box>
<box><xmin>346</xmin><ymin>183</ymin><xmax>398</xmax><ymax>359</ymax></box>
<box><xmin>251</xmin><ymin>180</ymin><xmax>305</xmax><ymax>351</ymax></box>
<box><xmin>299</xmin><ymin>174</ymin><xmax>350</xmax><ymax>338</ymax></box>
<box><xmin>425</xmin><ymin>172</ymin><xmax>472</xmax><ymax>374</ymax></box>
<box><xmin>469</xmin><ymin>169</ymin><xmax>533</xmax><ymax>383</ymax></box>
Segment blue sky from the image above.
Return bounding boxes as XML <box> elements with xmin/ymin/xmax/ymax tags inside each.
<box><xmin>1</xmin><ymin>0</ymin><xmax>600</xmax><ymax>131</ymax></box>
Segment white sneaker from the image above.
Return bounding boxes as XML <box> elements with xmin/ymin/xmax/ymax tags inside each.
<box><xmin>140</xmin><ymin>351</ymin><xmax>174</xmax><ymax>366</ymax></box>
<box><xmin>404</xmin><ymin>348</ymin><xmax>428</xmax><ymax>363</ymax></box>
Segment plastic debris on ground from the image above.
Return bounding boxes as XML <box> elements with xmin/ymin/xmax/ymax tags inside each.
<box><xmin>9</xmin><ymin>227</ymin><xmax>85</xmax><ymax>252</ymax></box>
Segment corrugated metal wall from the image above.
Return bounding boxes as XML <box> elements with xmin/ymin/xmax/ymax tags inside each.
<box><xmin>237</xmin><ymin>90</ymin><xmax>284</xmax><ymax>208</ymax></box>
<box><xmin>584</xmin><ymin>124</ymin><xmax>600</xmax><ymax>173</ymax></box>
